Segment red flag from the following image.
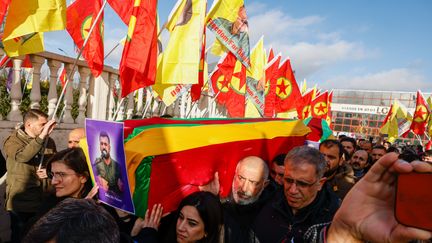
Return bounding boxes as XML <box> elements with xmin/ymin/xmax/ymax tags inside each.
<box><xmin>311</xmin><ymin>91</ymin><xmax>329</xmax><ymax>119</ymax></box>
<box><xmin>267</xmin><ymin>47</ymin><xmax>274</xmax><ymax>63</ymax></box>
<box><xmin>263</xmin><ymin>54</ymin><xmax>281</xmax><ymax>117</ymax></box>
<box><xmin>191</xmin><ymin>26</ymin><xmax>207</xmax><ymax>102</ymax></box>
<box><xmin>4</xmin><ymin>54</ymin><xmax>32</xmax><ymax>68</ymax></box>
<box><xmin>296</xmin><ymin>89</ymin><xmax>314</xmax><ymax>119</ymax></box>
<box><xmin>66</xmin><ymin>0</ymin><xmax>104</xmax><ymax>77</ymax></box>
<box><xmin>107</xmin><ymin>0</ymin><xmax>134</xmax><ymax>24</ymax></box>
<box><xmin>119</xmin><ymin>0</ymin><xmax>158</xmax><ymax>98</ymax></box>
<box><xmin>0</xmin><ymin>0</ymin><xmax>11</xmax><ymax>27</ymax></box>
<box><xmin>326</xmin><ymin>90</ymin><xmax>334</xmax><ymax>127</ymax></box>
<box><xmin>59</xmin><ymin>68</ymin><xmax>67</xmax><ymax>88</ymax></box>
<box><xmin>410</xmin><ymin>90</ymin><xmax>430</xmax><ymax>135</ymax></box>
<box><xmin>210</xmin><ymin>52</ymin><xmax>246</xmax><ymax>117</ymax></box>
<box><xmin>274</xmin><ymin>58</ymin><xmax>301</xmax><ymax>113</ymax></box>
<box><xmin>0</xmin><ymin>54</ymin><xmax>11</xmax><ymax>67</ymax></box>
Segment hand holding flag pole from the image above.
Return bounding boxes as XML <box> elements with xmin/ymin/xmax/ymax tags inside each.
<box><xmin>38</xmin><ymin>0</ymin><xmax>108</xmax><ymax>169</ymax></box>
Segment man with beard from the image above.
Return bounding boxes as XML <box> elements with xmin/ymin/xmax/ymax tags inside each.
<box><xmin>253</xmin><ymin>146</ymin><xmax>340</xmax><ymax>243</ymax></box>
<box><xmin>340</xmin><ymin>136</ymin><xmax>356</xmax><ymax>159</ymax></box>
<box><xmin>349</xmin><ymin>150</ymin><xmax>370</xmax><ymax>182</ymax></box>
<box><xmin>319</xmin><ymin>139</ymin><xmax>355</xmax><ymax>200</ymax></box>
<box><xmin>371</xmin><ymin>145</ymin><xmax>386</xmax><ymax>165</ymax></box>
<box><xmin>95</xmin><ymin>131</ymin><xmax>123</xmax><ymax>195</ymax></box>
<box><xmin>222</xmin><ymin>156</ymin><xmax>273</xmax><ymax>242</ymax></box>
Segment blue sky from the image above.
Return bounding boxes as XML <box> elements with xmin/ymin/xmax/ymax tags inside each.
<box><xmin>45</xmin><ymin>0</ymin><xmax>432</xmax><ymax>92</ymax></box>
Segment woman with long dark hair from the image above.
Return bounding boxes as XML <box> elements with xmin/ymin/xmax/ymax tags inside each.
<box><xmin>132</xmin><ymin>191</ymin><xmax>223</xmax><ymax>243</ymax></box>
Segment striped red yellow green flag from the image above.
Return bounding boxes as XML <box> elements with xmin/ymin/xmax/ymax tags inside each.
<box><xmin>124</xmin><ymin>118</ymin><xmax>310</xmax><ymax>216</ymax></box>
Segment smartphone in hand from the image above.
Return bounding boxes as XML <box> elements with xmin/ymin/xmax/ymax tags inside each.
<box><xmin>395</xmin><ymin>172</ymin><xmax>432</xmax><ymax>231</ymax></box>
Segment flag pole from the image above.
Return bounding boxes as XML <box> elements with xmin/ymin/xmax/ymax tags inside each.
<box><xmin>52</xmin><ymin>0</ymin><xmax>108</xmax><ymax>121</ymax></box>
<box><xmin>38</xmin><ymin>0</ymin><xmax>108</xmax><ymax>169</ymax></box>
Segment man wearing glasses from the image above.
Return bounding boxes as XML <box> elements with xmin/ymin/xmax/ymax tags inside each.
<box><xmin>253</xmin><ymin>146</ymin><xmax>340</xmax><ymax>243</ymax></box>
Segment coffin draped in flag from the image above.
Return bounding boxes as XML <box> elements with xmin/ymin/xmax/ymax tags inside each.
<box><xmin>123</xmin><ymin>118</ymin><xmax>310</xmax><ymax>216</ymax></box>
<box><xmin>2</xmin><ymin>0</ymin><xmax>66</xmax><ymax>56</ymax></box>
<box><xmin>119</xmin><ymin>0</ymin><xmax>158</xmax><ymax>98</ymax></box>
<box><xmin>66</xmin><ymin>0</ymin><xmax>104</xmax><ymax>77</ymax></box>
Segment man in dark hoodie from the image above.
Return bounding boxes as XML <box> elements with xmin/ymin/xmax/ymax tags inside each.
<box><xmin>222</xmin><ymin>156</ymin><xmax>275</xmax><ymax>243</ymax></box>
<box><xmin>253</xmin><ymin>146</ymin><xmax>340</xmax><ymax>243</ymax></box>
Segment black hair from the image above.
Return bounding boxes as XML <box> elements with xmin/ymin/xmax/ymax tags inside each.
<box><xmin>319</xmin><ymin>139</ymin><xmax>344</xmax><ymax>159</ymax></box>
<box><xmin>99</xmin><ymin>131</ymin><xmax>110</xmax><ymax>144</ymax></box>
<box><xmin>165</xmin><ymin>191</ymin><xmax>223</xmax><ymax>243</ymax></box>
<box><xmin>47</xmin><ymin>148</ymin><xmax>92</xmax><ymax>198</ymax></box>
<box><xmin>23</xmin><ymin>198</ymin><xmax>119</xmax><ymax>243</ymax></box>
<box><xmin>340</xmin><ymin>136</ymin><xmax>357</xmax><ymax>149</ymax></box>
<box><xmin>372</xmin><ymin>145</ymin><xmax>386</xmax><ymax>152</ymax></box>
<box><xmin>272</xmin><ymin>154</ymin><xmax>286</xmax><ymax>166</ymax></box>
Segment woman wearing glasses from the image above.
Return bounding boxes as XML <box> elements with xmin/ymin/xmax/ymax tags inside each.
<box><xmin>46</xmin><ymin>147</ymin><xmax>94</xmax><ymax>199</ymax></box>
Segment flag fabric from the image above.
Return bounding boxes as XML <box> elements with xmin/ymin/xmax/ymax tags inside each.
<box><xmin>267</xmin><ymin>47</ymin><xmax>274</xmax><ymax>63</ymax></box>
<box><xmin>107</xmin><ymin>0</ymin><xmax>134</xmax><ymax>24</ymax></box>
<box><xmin>66</xmin><ymin>0</ymin><xmax>104</xmax><ymax>77</ymax></box>
<box><xmin>245</xmin><ymin>37</ymin><xmax>265</xmax><ymax>117</ymax></box>
<box><xmin>301</xmin><ymin>79</ymin><xmax>307</xmax><ymax>94</ymax></box>
<box><xmin>380</xmin><ymin>100</ymin><xmax>412</xmax><ymax>142</ymax></box>
<box><xmin>153</xmin><ymin>83</ymin><xmax>191</xmax><ymax>107</ymax></box>
<box><xmin>311</xmin><ymin>91</ymin><xmax>329</xmax><ymax>119</ymax></box>
<box><xmin>296</xmin><ymin>88</ymin><xmax>314</xmax><ymax>119</ymax></box>
<box><xmin>123</xmin><ymin>118</ymin><xmax>310</xmax><ymax>216</ymax></box>
<box><xmin>0</xmin><ymin>0</ymin><xmax>10</xmax><ymax>27</ymax></box>
<box><xmin>59</xmin><ymin>67</ymin><xmax>67</xmax><ymax>88</ymax></box>
<box><xmin>206</xmin><ymin>0</ymin><xmax>250</xmax><ymax>67</ymax></box>
<box><xmin>158</xmin><ymin>0</ymin><xmax>206</xmax><ymax>85</ymax></box>
<box><xmin>303</xmin><ymin>117</ymin><xmax>334</xmax><ymax>143</ymax></box>
<box><xmin>263</xmin><ymin>53</ymin><xmax>281</xmax><ymax>117</ymax></box>
<box><xmin>209</xmin><ymin>52</ymin><xmax>247</xmax><ymax>117</ymax></box>
<box><xmin>119</xmin><ymin>0</ymin><xmax>158</xmax><ymax>98</ymax></box>
<box><xmin>427</xmin><ymin>96</ymin><xmax>432</xmax><ymax>138</ymax></box>
<box><xmin>274</xmin><ymin>58</ymin><xmax>301</xmax><ymax>114</ymax></box>
<box><xmin>2</xmin><ymin>0</ymin><xmax>66</xmax><ymax>56</ymax></box>
<box><xmin>409</xmin><ymin>90</ymin><xmax>430</xmax><ymax>136</ymax></box>
<box><xmin>326</xmin><ymin>90</ymin><xmax>334</xmax><ymax>127</ymax></box>
<box><xmin>190</xmin><ymin>25</ymin><xmax>207</xmax><ymax>102</ymax></box>
<box><xmin>0</xmin><ymin>54</ymin><xmax>11</xmax><ymax>67</ymax></box>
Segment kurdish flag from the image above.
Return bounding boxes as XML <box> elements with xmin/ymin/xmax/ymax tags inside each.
<box><xmin>124</xmin><ymin>118</ymin><xmax>310</xmax><ymax>216</ymax></box>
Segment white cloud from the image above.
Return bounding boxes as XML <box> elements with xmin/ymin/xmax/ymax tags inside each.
<box><xmin>245</xmin><ymin>6</ymin><xmax>382</xmax><ymax>85</ymax></box>
<box><xmin>322</xmin><ymin>68</ymin><xmax>429</xmax><ymax>92</ymax></box>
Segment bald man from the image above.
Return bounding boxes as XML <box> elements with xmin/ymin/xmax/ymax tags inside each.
<box><xmin>223</xmin><ymin>156</ymin><xmax>273</xmax><ymax>243</ymax></box>
<box><xmin>68</xmin><ymin>128</ymin><xmax>85</xmax><ymax>148</ymax></box>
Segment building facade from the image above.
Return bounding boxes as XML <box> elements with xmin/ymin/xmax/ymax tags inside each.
<box><xmin>331</xmin><ymin>89</ymin><xmax>431</xmax><ymax>144</ymax></box>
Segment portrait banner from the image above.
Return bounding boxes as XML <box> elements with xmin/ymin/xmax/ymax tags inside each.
<box><xmin>85</xmin><ymin>119</ymin><xmax>135</xmax><ymax>214</ymax></box>
<box><xmin>206</xmin><ymin>0</ymin><xmax>250</xmax><ymax>67</ymax></box>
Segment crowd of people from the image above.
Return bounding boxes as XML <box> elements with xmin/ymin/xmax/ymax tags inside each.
<box><xmin>1</xmin><ymin>109</ymin><xmax>432</xmax><ymax>243</ymax></box>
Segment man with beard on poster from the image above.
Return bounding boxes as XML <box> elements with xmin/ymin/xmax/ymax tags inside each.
<box><xmin>319</xmin><ymin>139</ymin><xmax>355</xmax><ymax>200</ymax></box>
<box><xmin>95</xmin><ymin>131</ymin><xmax>124</xmax><ymax>195</ymax></box>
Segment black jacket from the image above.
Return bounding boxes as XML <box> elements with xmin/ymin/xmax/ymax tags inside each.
<box><xmin>253</xmin><ymin>185</ymin><xmax>340</xmax><ymax>243</ymax></box>
<box><xmin>223</xmin><ymin>182</ymin><xmax>277</xmax><ymax>243</ymax></box>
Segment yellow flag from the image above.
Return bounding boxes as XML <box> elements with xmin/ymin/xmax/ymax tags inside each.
<box><xmin>211</xmin><ymin>39</ymin><xmax>227</xmax><ymax>56</ymax></box>
<box><xmin>3</xmin><ymin>0</ymin><xmax>66</xmax><ymax>56</ymax></box>
<box><xmin>427</xmin><ymin>96</ymin><xmax>432</xmax><ymax>137</ymax></box>
<box><xmin>3</xmin><ymin>33</ymin><xmax>44</xmax><ymax>57</ymax></box>
<box><xmin>206</xmin><ymin>0</ymin><xmax>250</xmax><ymax>67</ymax></box>
<box><xmin>380</xmin><ymin>100</ymin><xmax>413</xmax><ymax>141</ymax></box>
<box><xmin>245</xmin><ymin>37</ymin><xmax>265</xmax><ymax>118</ymax></box>
<box><xmin>301</xmin><ymin>79</ymin><xmax>307</xmax><ymax>94</ymax></box>
<box><xmin>158</xmin><ymin>0</ymin><xmax>206</xmax><ymax>85</ymax></box>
